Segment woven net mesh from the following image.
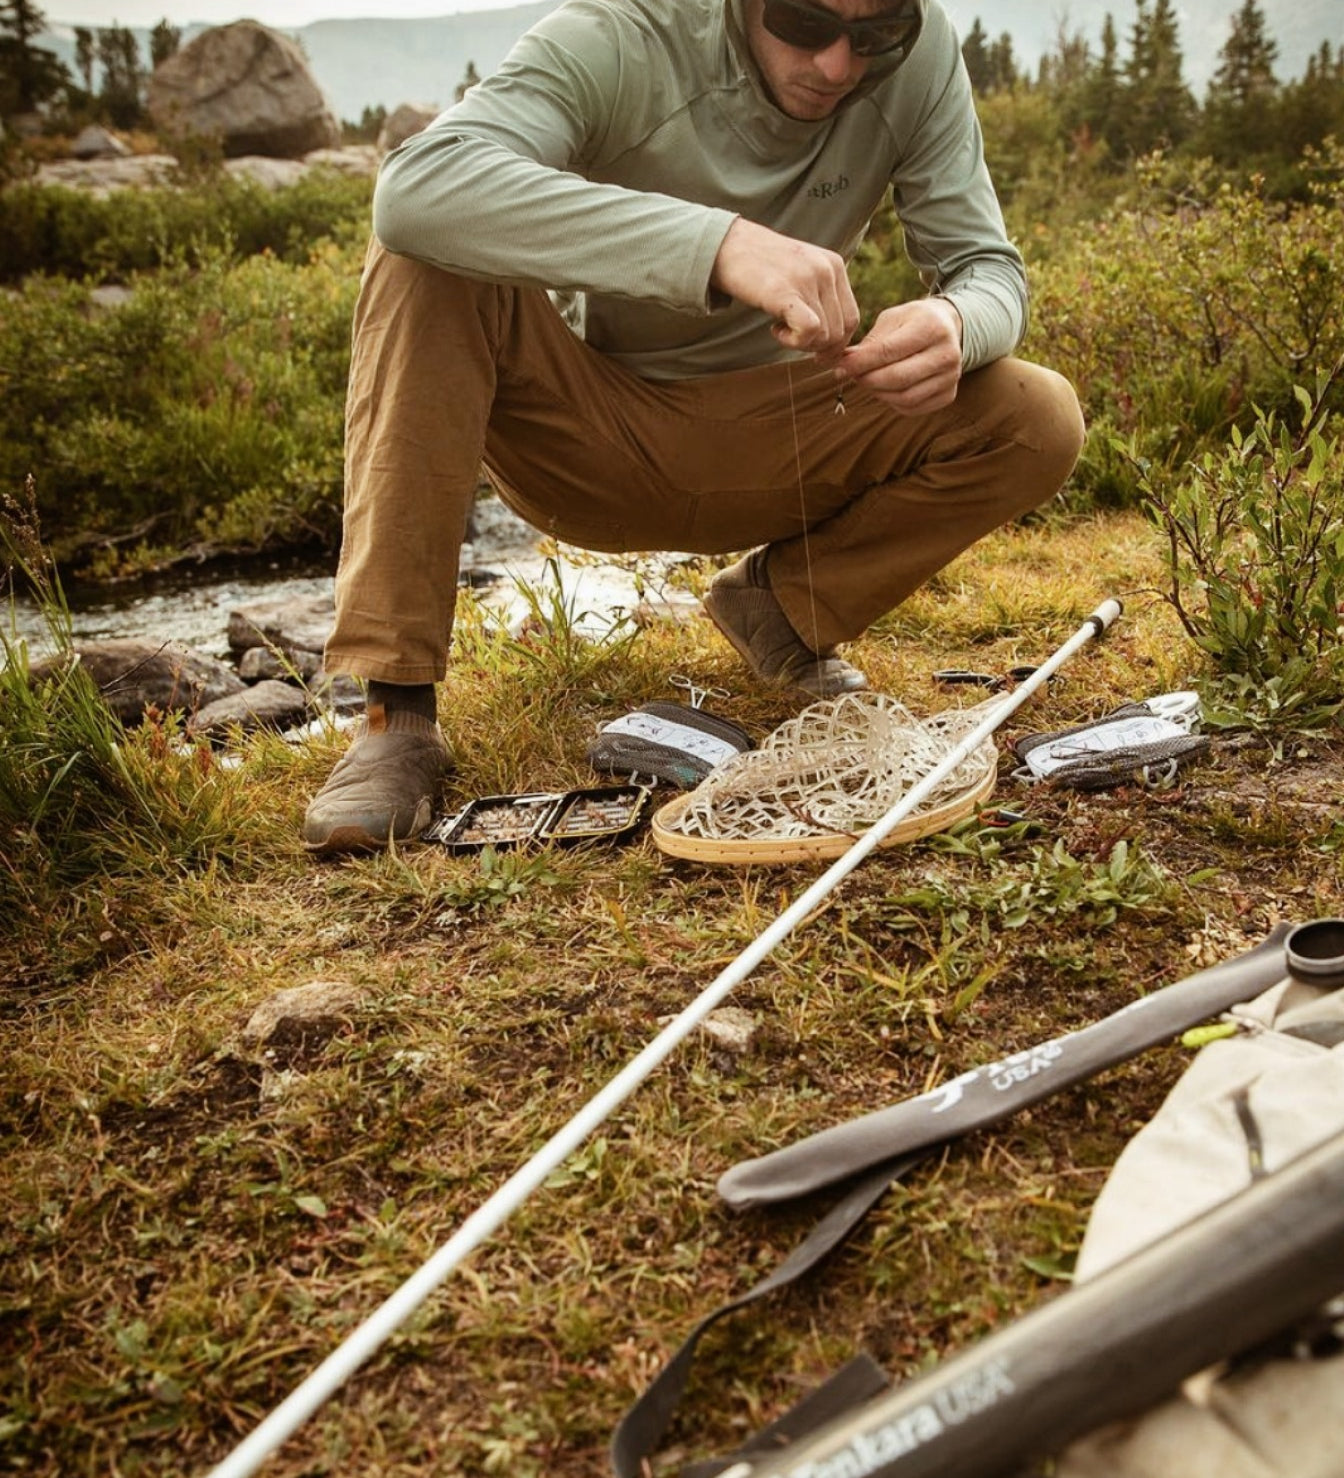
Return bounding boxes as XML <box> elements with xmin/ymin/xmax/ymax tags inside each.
<box><xmin>661</xmin><ymin>692</ymin><xmax>998</xmax><ymax>843</ymax></box>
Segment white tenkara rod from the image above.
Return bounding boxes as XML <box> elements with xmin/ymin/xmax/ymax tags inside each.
<box><xmin>207</xmin><ymin>598</ymin><xmax>1122</xmax><ymax>1478</ymax></box>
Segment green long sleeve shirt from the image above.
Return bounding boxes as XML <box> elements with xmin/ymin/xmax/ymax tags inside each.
<box><xmin>374</xmin><ymin>0</ymin><xmax>1027</xmax><ymax>381</ymax></box>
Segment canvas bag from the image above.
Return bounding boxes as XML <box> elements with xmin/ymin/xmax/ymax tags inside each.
<box><xmin>1057</xmin><ymin>971</ymin><xmax>1344</xmax><ymax>1478</ymax></box>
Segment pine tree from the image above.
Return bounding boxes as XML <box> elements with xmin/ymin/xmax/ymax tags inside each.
<box><xmin>1039</xmin><ymin>21</ymin><xmax>1093</xmax><ymax>145</ymax></box>
<box><xmin>0</xmin><ymin>0</ymin><xmax>70</xmax><ymax>116</ymax></box>
<box><xmin>986</xmin><ymin>31</ymin><xmax>1017</xmax><ymax>92</ymax></box>
<box><xmin>1279</xmin><ymin>41</ymin><xmax>1344</xmax><ymax>159</ymax></box>
<box><xmin>1084</xmin><ymin>13</ymin><xmax>1123</xmax><ymax>156</ymax></box>
<box><xmin>96</xmin><ymin>24</ymin><xmax>142</xmax><ymax>128</ymax></box>
<box><xmin>149</xmin><ymin>19</ymin><xmax>181</xmax><ymax>71</ymax></box>
<box><xmin>455</xmin><ymin>59</ymin><xmax>481</xmax><ymax>102</ymax></box>
<box><xmin>1119</xmin><ymin>0</ymin><xmax>1195</xmax><ymax>156</ymax></box>
<box><xmin>73</xmin><ymin>24</ymin><xmax>93</xmax><ymax>94</ymax></box>
<box><xmin>961</xmin><ymin>17</ymin><xmax>991</xmax><ymax>93</ymax></box>
<box><xmin>1201</xmin><ymin>0</ymin><xmax>1280</xmax><ymax>161</ymax></box>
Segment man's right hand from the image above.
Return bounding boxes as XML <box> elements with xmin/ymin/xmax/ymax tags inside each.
<box><xmin>710</xmin><ymin>218</ymin><xmax>860</xmax><ymax>355</ymax></box>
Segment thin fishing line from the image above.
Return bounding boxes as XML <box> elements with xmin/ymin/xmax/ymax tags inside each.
<box><xmin>785</xmin><ymin>358</ymin><xmax>824</xmax><ymax>687</ymax></box>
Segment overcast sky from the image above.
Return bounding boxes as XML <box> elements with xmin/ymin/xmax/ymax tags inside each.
<box><xmin>46</xmin><ymin>1</ymin><xmax>523</xmax><ymax>27</ymax></box>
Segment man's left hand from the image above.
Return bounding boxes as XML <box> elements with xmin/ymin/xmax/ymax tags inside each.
<box><xmin>832</xmin><ymin>297</ymin><xmax>963</xmax><ymax>413</ymax></box>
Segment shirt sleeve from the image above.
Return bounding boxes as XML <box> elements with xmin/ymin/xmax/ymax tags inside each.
<box><xmin>888</xmin><ymin>29</ymin><xmax>1028</xmax><ymax>370</ymax></box>
<box><xmin>372</xmin><ymin>21</ymin><xmax>737</xmax><ymax>314</ymax></box>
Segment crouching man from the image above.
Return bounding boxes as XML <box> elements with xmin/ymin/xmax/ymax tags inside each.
<box><xmin>303</xmin><ymin>0</ymin><xmax>1086</xmax><ymax>854</ymax></box>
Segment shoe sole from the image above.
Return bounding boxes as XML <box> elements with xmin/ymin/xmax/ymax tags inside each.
<box><xmin>303</xmin><ymin>823</ymin><xmax>391</xmax><ymax>856</ymax></box>
<box><xmin>303</xmin><ymin>803</ymin><xmax>435</xmax><ymax>857</ymax></box>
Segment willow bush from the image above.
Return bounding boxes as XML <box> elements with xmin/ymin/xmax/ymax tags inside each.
<box><xmin>1</xmin><ymin>237</ymin><xmax>359</xmax><ymax>572</ymax></box>
<box><xmin>1025</xmin><ymin>144</ymin><xmax>1344</xmax><ymax>506</ymax></box>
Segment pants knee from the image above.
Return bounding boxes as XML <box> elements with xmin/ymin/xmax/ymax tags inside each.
<box><xmin>1018</xmin><ymin>362</ymin><xmax>1087</xmax><ymax>485</ymax></box>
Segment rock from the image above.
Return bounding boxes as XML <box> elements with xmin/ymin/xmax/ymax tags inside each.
<box><xmin>222</xmin><ymin>155</ymin><xmax>308</xmax><ymax>190</ymax></box>
<box><xmin>655</xmin><ymin>1006</ymin><xmax>760</xmax><ymax>1060</ymax></box>
<box><xmin>227</xmin><ymin>592</ymin><xmax>334</xmax><ymax>658</ymax></box>
<box><xmin>28</xmin><ymin>639</ymin><xmax>244</xmax><ymax>725</ymax></box>
<box><xmin>632</xmin><ymin>594</ymin><xmax>702</xmax><ymax>626</ymax></box>
<box><xmin>30</xmin><ymin>146</ymin><xmax>374</xmax><ymax>196</ymax></box>
<box><xmin>376</xmin><ymin>102</ymin><xmax>439</xmax><ymax>154</ymax></box>
<box><xmin>700</xmin><ymin>1007</ymin><xmax>759</xmax><ymax>1055</ymax></box>
<box><xmin>240</xmin><ymin>979</ymin><xmax>365</xmax><ymax>1050</ymax></box>
<box><xmin>70</xmin><ymin>124</ymin><xmax>131</xmax><ymax>160</ymax></box>
<box><xmin>89</xmin><ymin>284</ymin><xmax>135</xmax><ymax>310</ymax></box>
<box><xmin>312</xmin><ymin>673</ymin><xmax>366</xmax><ymax>715</ymax></box>
<box><xmin>237</xmin><ymin>644</ymin><xmax>324</xmax><ymax>683</ymax></box>
<box><xmin>147</xmin><ymin>20</ymin><xmax>341</xmax><ymax>159</ymax></box>
<box><xmin>33</xmin><ymin>154</ymin><xmax>178</xmax><ymax>196</ymax></box>
<box><xmin>468</xmin><ymin>495</ymin><xmax>540</xmax><ymax>559</ymax></box>
<box><xmin>188</xmin><ymin>678</ymin><xmax>312</xmax><ymax>737</ymax></box>
<box><xmin>303</xmin><ymin>144</ymin><xmax>378</xmax><ymax>177</ymax></box>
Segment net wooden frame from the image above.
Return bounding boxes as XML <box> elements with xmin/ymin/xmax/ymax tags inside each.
<box><xmin>651</xmin><ymin>693</ymin><xmax>998</xmax><ymax>865</ymax></box>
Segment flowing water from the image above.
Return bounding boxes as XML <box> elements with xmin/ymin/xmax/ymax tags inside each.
<box><xmin>5</xmin><ymin>537</ymin><xmax>670</xmax><ymax>664</ymax></box>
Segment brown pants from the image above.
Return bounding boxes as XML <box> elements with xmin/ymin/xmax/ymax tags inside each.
<box><xmin>327</xmin><ymin>240</ymin><xmax>1086</xmax><ymax>683</ymax></box>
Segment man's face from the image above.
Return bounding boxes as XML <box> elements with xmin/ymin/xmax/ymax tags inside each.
<box><xmin>744</xmin><ymin>0</ymin><xmax>901</xmax><ymax>121</ymax></box>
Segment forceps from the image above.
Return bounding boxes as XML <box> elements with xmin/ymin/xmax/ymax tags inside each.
<box><xmin>669</xmin><ymin>674</ymin><xmax>730</xmax><ymax>710</ymax></box>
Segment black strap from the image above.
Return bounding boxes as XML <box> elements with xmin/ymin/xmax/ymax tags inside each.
<box><xmin>609</xmin><ymin>1153</ymin><xmax>926</xmax><ymax>1478</ymax></box>
<box><xmin>679</xmin><ymin>1354</ymin><xmax>891</xmax><ymax>1478</ymax></box>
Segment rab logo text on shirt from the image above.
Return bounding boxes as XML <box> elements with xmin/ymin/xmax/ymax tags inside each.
<box><xmin>807</xmin><ymin>173</ymin><xmax>850</xmax><ymax>199</ymax></box>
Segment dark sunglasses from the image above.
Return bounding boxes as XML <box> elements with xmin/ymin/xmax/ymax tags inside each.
<box><xmin>760</xmin><ymin>0</ymin><xmax>923</xmax><ymax>58</ymax></box>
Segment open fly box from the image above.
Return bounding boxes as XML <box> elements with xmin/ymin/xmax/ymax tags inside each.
<box><xmin>426</xmin><ymin>785</ymin><xmax>652</xmax><ymax>853</ymax></box>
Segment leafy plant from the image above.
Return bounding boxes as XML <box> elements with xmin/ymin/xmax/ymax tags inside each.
<box><xmin>884</xmin><ymin>835</ymin><xmax>1174</xmax><ymax>943</ymax></box>
<box><xmin>0</xmin><ymin>168</ymin><xmax>373</xmax><ymax>284</ymax></box>
<box><xmin>0</xmin><ymin>482</ymin><xmax>270</xmax><ymax>929</ymax></box>
<box><xmin>0</xmin><ymin>240</ymin><xmax>356</xmax><ymax>569</ymax></box>
<box><xmin>1027</xmin><ymin>148</ymin><xmax>1344</xmax><ymax>508</ymax></box>
<box><xmin>1130</xmin><ymin>363</ymin><xmax>1344</xmax><ymax>727</ymax></box>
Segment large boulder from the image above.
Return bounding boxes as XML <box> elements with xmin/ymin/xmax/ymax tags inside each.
<box><xmin>147</xmin><ymin>21</ymin><xmax>341</xmax><ymax>159</ymax></box>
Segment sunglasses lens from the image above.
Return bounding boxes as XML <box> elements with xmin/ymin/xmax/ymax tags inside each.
<box><xmin>762</xmin><ymin>0</ymin><xmax>843</xmax><ymax>50</ymax></box>
<box><xmin>761</xmin><ymin>0</ymin><xmax>921</xmax><ymax>58</ymax></box>
<box><xmin>851</xmin><ymin>14</ymin><xmax>920</xmax><ymax>55</ymax></box>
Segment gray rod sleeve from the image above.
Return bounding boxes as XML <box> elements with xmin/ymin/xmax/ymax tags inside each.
<box><xmin>719</xmin><ymin>925</ymin><xmax>1293</xmax><ymax>1208</ymax></box>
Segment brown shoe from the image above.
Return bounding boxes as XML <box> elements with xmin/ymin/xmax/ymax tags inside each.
<box><xmin>703</xmin><ymin>552</ymin><xmax>868</xmax><ymax>700</ymax></box>
<box><xmin>302</xmin><ymin>705</ymin><xmax>453</xmax><ymax>855</ymax></box>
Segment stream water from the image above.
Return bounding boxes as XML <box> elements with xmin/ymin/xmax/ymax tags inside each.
<box><xmin>5</xmin><ymin>502</ymin><xmax>670</xmax><ymax>663</ymax></box>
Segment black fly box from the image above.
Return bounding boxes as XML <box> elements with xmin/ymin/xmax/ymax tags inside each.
<box><xmin>538</xmin><ymin>785</ymin><xmax>652</xmax><ymax>845</ymax></box>
<box><xmin>425</xmin><ymin>792</ymin><xmax>562</xmax><ymax>851</ymax></box>
<box><xmin>426</xmin><ymin>785</ymin><xmax>651</xmax><ymax>852</ymax></box>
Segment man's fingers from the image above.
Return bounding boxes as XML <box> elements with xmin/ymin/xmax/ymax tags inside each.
<box><xmin>711</xmin><ymin>220</ymin><xmax>858</xmax><ymax>354</ymax></box>
<box><xmin>839</xmin><ymin>355</ymin><xmax>961</xmax><ymax>412</ymax></box>
<box><xmin>831</xmin><ymin>297</ymin><xmax>963</xmax><ymax>409</ymax></box>
<box><xmin>770</xmin><ymin>297</ymin><xmax>824</xmax><ymax>349</ymax></box>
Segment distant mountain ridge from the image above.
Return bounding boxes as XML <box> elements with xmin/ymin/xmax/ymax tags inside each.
<box><xmin>44</xmin><ymin>0</ymin><xmax>1341</xmax><ymax>126</ymax></box>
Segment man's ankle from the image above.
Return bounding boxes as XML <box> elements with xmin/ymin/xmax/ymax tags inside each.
<box><xmin>367</xmin><ymin>680</ymin><xmax>437</xmax><ymax>724</ymax></box>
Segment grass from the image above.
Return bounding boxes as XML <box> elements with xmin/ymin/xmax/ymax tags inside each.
<box><xmin>2</xmin><ymin>508</ymin><xmax>1342</xmax><ymax>1477</ymax></box>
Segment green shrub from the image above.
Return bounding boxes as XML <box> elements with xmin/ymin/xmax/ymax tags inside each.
<box><xmin>1128</xmin><ymin>365</ymin><xmax>1344</xmax><ymax>728</ymax></box>
<box><xmin>1027</xmin><ymin>148</ymin><xmax>1344</xmax><ymax>506</ymax></box>
<box><xmin>0</xmin><ymin>239</ymin><xmax>359</xmax><ymax>570</ymax></box>
<box><xmin>0</xmin><ymin>167</ymin><xmax>373</xmax><ymax>284</ymax></box>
